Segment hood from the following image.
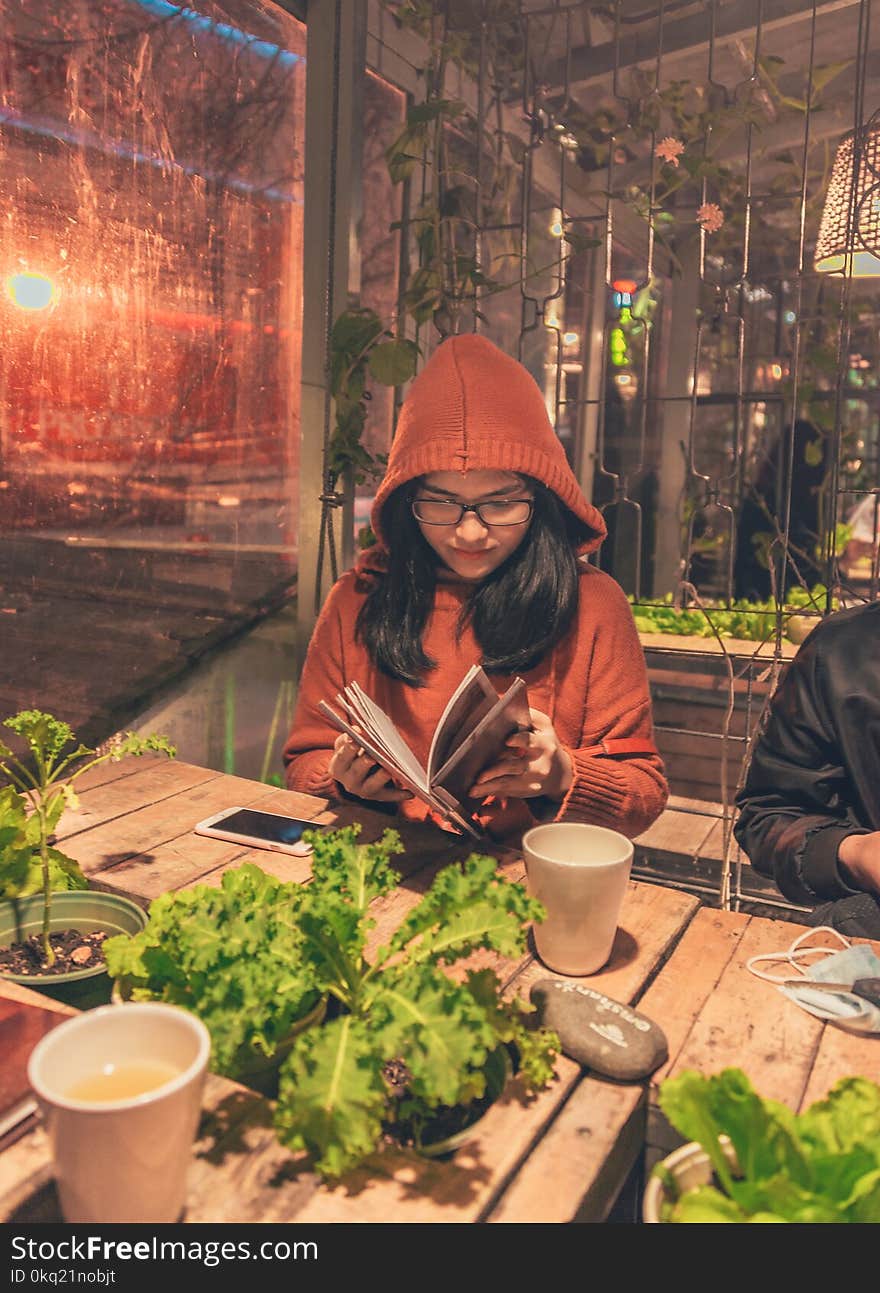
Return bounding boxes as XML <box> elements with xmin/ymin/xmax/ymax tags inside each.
<box><xmin>369</xmin><ymin>333</ymin><xmax>606</xmax><ymax>551</ymax></box>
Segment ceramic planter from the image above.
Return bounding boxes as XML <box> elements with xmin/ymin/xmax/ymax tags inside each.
<box><xmin>642</xmin><ymin>1137</ymin><xmax>739</xmax><ymax>1222</ymax></box>
<box><xmin>0</xmin><ymin>890</ymin><xmax>148</xmax><ymax>1010</ymax></box>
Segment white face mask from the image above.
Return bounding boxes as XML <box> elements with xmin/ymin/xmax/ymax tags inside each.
<box><xmin>747</xmin><ymin>926</ymin><xmax>880</xmax><ymax>1035</ymax></box>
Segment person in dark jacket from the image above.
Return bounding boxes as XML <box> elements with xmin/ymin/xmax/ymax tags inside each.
<box><xmin>733</xmin><ymin>418</ymin><xmax>828</xmax><ymax>601</ymax></box>
<box><xmin>734</xmin><ymin>599</ymin><xmax>880</xmax><ymax>937</ymax></box>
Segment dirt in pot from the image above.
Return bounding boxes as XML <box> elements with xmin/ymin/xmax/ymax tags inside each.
<box><xmin>380</xmin><ymin>1055</ymin><xmax>501</xmax><ymax>1153</ymax></box>
<box><xmin>0</xmin><ymin>929</ymin><xmax>110</xmax><ymax>977</ymax></box>
<box><xmin>384</xmin><ymin>1087</ymin><xmax>497</xmax><ymax>1152</ymax></box>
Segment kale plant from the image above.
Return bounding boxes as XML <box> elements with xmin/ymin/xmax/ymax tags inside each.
<box><xmin>104</xmin><ymin>863</ymin><xmax>323</xmax><ymax>1078</ymax></box>
<box><xmin>657</xmin><ymin>1067</ymin><xmax>880</xmax><ymax>1222</ymax></box>
<box><xmin>0</xmin><ymin>710</ymin><xmax>175</xmax><ymax>964</ymax></box>
<box><xmin>273</xmin><ymin>825</ymin><xmax>559</xmax><ymax>1179</ymax></box>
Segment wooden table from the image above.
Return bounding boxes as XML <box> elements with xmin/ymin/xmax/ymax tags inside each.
<box><xmin>1</xmin><ymin>756</ymin><xmax>877</xmax><ymax>1224</ymax></box>
<box><xmin>640</xmin><ymin>906</ymin><xmax>880</xmax><ymax>1170</ymax></box>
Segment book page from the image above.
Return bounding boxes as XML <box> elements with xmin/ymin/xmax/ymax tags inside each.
<box><xmin>425</xmin><ymin>664</ymin><xmax>499</xmax><ymax>783</ymax></box>
<box><xmin>317</xmin><ymin>701</ymin><xmax>482</xmax><ymax>839</ymax></box>
<box><xmin>319</xmin><ymin>700</ymin><xmax>431</xmax><ymax>799</ymax></box>
<box><xmin>431</xmin><ymin>677</ymin><xmax>531</xmax><ymax>805</ymax></box>
<box><xmin>344</xmin><ymin>683</ymin><xmax>429</xmax><ymax>790</ymax></box>
<box><xmin>333</xmin><ymin>687</ymin><xmax>408</xmax><ymax>775</ymax></box>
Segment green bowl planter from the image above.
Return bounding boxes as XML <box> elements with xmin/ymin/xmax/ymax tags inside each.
<box><xmin>232</xmin><ymin>996</ymin><xmax>328</xmax><ymax>1097</ymax></box>
<box><xmin>0</xmin><ymin>891</ymin><xmax>148</xmax><ymax>1010</ymax></box>
<box><xmin>642</xmin><ymin>1137</ymin><xmax>738</xmax><ymax>1222</ymax></box>
<box><xmin>404</xmin><ymin>1046</ymin><xmax>512</xmax><ymax>1159</ymax></box>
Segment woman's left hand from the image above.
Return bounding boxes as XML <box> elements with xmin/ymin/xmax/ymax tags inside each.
<box><xmin>469</xmin><ymin>708</ymin><xmax>573</xmax><ymax>802</ymax></box>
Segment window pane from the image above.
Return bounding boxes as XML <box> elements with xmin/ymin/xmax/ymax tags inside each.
<box><xmin>0</xmin><ymin>0</ymin><xmax>306</xmax><ymax>740</ymax></box>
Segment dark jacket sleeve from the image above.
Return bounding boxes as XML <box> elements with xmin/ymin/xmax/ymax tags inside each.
<box><xmin>733</xmin><ymin>634</ymin><xmax>866</xmax><ymax>906</ymax></box>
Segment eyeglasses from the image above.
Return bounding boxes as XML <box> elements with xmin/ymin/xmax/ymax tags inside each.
<box><xmin>412</xmin><ymin>497</ymin><xmax>534</xmax><ymax>527</ymax></box>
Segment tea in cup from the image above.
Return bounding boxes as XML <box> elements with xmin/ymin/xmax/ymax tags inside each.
<box><xmin>27</xmin><ymin>1001</ymin><xmax>210</xmax><ymax>1223</ymax></box>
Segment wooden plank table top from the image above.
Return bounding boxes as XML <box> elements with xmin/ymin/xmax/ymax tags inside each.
<box><xmin>4</xmin><ymin>759</ymin><xmax>876</xmax><ymax>1223</ymax></box>
<box><xmin>0</xmin><ymin>757</ymin><xmax>700</xmax><ymax>1225</ymax></box>
<box><xmin>639</xmin><ymin>905</ymin><xmax>880</xmax><ymax>1166</ymax></box>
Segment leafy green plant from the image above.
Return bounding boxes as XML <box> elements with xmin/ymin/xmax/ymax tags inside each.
<box><xmin>0</xmin><ymin>783</ymin><xmax>85</xmax><ymax>903</ymax></box>
<box><xmin>655</xmin><ymin>1067</ymin><xmax>880</xmax><ymax>1222</ymax></box>
<box><xmin>629</xmin><ymin>586</ymin><xmax>835</xmax><ymax>644</ymax></box>
<box><xmin>327</xmin><ymin>307</ymin><xmax>419</xmax><ymax>490</ymax></box>
<box><xmin>0</xmin><ymin>710</ymin><xmax>175</xmax><ymax>966</ymax></box>
<box><xmin>273</xmin><ymin>825</ymin><xmax>559</xmax><ymax>1179</ymax></box>
<box><xmin>103</xmin><ymin>864</ymin><xmax>324</xmax><ymax>1080</ymax></box>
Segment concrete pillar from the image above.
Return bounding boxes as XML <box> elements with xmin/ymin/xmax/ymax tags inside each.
<box><xmin>297</xmin><ymin>0</ymin><xmax>366</xmax><ymax>665</ymax></box>
<box><xmin>574</xmin><ymin>242</ymin><xmax>608</xmax><ymax>506</ymax></box>
<box><xmin>653</xmin><ymin>234</ymin><xmax>701</xmax><ymax>598</ymax></box>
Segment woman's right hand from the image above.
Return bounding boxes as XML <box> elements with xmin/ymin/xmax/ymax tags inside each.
<box><xmin>328</xmin><ymin>733</ymin><xmax>414</xmax><ymax>803</ymax></box>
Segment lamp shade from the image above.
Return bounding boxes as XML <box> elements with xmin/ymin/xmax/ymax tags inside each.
<box><xmin>814</xmin><ymin>122</ymin><xmax>880</xmax><ymax>276</ymax></box>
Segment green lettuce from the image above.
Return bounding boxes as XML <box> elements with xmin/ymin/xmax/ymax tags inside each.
<box><xmin>656</xmin><ymin>1068</ymin><xmax>880</xmax><ymax>1222</ymax></box>
<box><xmin>274</xmin><ymin>825</ymin><xmax>559</xmax><ymax>1178</ymax></box>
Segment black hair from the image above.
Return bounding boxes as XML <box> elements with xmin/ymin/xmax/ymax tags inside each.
<box><xmin>355</xmin><ymin>475</ymin><xmax>595</xmax><ymax>684</ymax></box>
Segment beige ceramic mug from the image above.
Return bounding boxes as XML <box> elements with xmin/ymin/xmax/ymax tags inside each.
<box><xmin>521</xmin><ymin>822</ymin><xmax>634</xmax><ymax>975</ymax></box>
<box><xmin>27</xmin><ymin>1001</ymin><xmax>210</xmax><ymax>1223</ymax></box>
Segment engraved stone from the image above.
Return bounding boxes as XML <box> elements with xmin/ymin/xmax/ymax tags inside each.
<box><xmin>530</xmin><ymin>978</ymin><xmax>669</xmax><ymax>1080</ymax></box>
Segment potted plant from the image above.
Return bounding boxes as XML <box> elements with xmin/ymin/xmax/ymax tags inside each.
<box><xmin>0</xmin><ymin>708</ymin><xmax>175</xmax><ymax>1006</ymax></box>
<box><xmin>103</xmin><ymin>863</ymin><xmax>327</xmax><ymax>1095</ymax></box>
<box><xmin>643</xmin><ymin>1067</ymin><xmax>880</xmax><ymax>1222</ymax></box>
<box><xmin>272</xmin><ymin>825</ymin><xmax>560</xmax><ymax>1179</ymax></box>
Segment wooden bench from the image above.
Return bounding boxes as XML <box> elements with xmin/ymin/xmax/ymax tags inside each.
<box><xmin>640</xmin><ymin>630</ymin><xmax>797</xmax><ymax>805</ymax></box>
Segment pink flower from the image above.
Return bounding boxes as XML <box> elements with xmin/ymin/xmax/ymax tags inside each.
<box><xmin>656</xmin><ymin>136</ymin><xmax>685</xmax><ymax>167</ymax></box>
<box><xmin>696</xmin><ymin>202</ymin><xmax>725</xmax><ymax>234</ymax></box>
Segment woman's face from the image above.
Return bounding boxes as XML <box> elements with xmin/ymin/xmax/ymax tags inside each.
<box><xmin>412</xmin><ymin>469</ymin><xmax>534</xmax><ymax>582</ymax></box>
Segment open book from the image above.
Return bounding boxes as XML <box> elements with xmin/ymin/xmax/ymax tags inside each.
<box><xmin>318</xmin><ymin>665</ymin><xmax>531</xmax><ymax>837</ymax></box>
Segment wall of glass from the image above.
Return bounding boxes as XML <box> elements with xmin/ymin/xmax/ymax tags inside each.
<box><xmin>131</xmin><ymin>62</ymin><xmax>407</xmax><ymax>781</ymax></box>
<box><xmin>0</xmin><ymin>0</ymin><xmax>306</xmax><ymax>745</ymax></box>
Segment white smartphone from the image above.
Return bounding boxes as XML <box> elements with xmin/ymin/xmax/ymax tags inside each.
<box><xmin>193</xmin><ymin>807</ymin><xmax>317</xmax><ymax>857</ymax></box>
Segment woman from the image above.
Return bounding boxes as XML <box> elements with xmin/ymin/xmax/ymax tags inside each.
<box><xmin>284</xmin><ymin>334</ymin><xmax>667</xmax><ymax>841</ymax></box>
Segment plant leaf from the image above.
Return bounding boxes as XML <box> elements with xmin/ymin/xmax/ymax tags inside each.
<box><xmin>4</xmin><ymin>710</ymin><xmax>74</xmax><ymax>762</ymax></box>
<box><xmin>667</xmin><ymin>1184</ymin><xmax>753</xmax><ymax>1222</ymax></box>
<box><xmin>45</xmin><ymin>847</ymin><xmax>88</xmax><ymax>891</ymax></box>
<box><xmin>368</xmin><ymin>962</ymin><xmax>498</xmax><ymax>1108</ymax></box>
<box><xmin>367</xmin><ymin>339</ymin><xmax>419</xmax><ymax>386</ymax></box>
<box><xmin>104</xmin><ymin>864</ymin><xmax>321</xmax><ymax>1076</ymax></box>
<box><xmin>275</xmin><ymin>1016</ymin><xmax>388</xmax><ymax>1179</ymax></box>
<box><xmin>0</xmin><ymin>786</ymin><xmax>35</xmax><ymax>899</ymax></box>
<box><xmin>381</xmin><ymin>853</ymin><xmax>543</xmax><ymax>965</ymax></box>
<box><xmin>305</xmin><ymin>825</ymin><xmax>404</xmax><ymax>912</ymax></box>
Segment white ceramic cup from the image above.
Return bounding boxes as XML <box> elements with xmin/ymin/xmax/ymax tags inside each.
<box><xmin>27</xmin><ymin>1001</ymin><xmax>210</xmax><ymax>1223</ymax></box>
<box><xmin>521</xmin><ymin>822</ymin><xmax>634</xmax><ymax>976</ymax></box>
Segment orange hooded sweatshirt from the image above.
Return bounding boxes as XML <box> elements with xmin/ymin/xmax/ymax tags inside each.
<box><xmin>284</xmin><ymin>334</ymin><xmax>667</xmax><ymax>839</ymax></box>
